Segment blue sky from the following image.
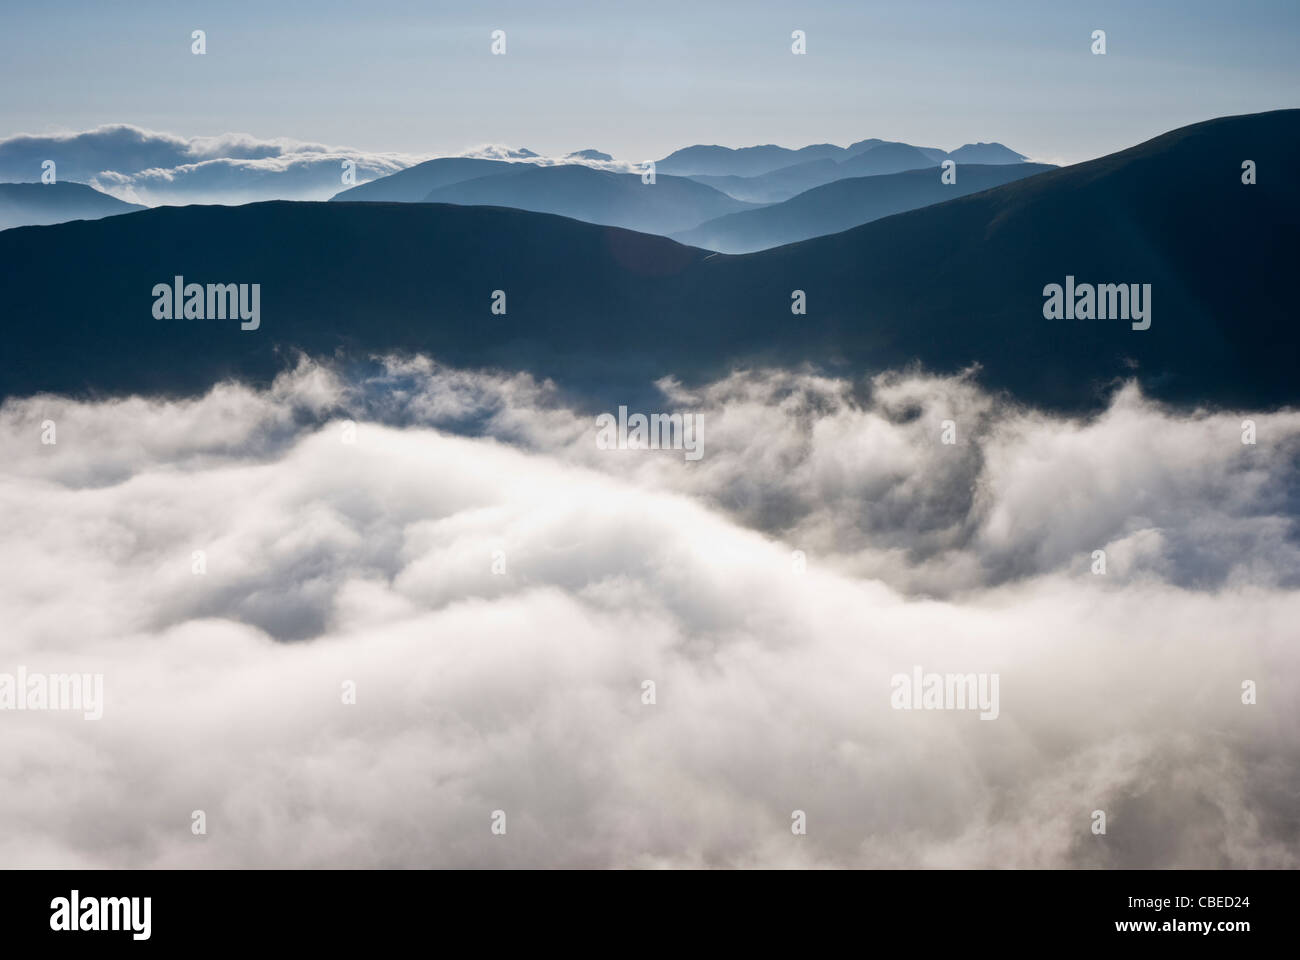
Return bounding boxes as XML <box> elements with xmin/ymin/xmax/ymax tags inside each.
<box><xmin>2</xmin><ymin>0</ymin><xmax>1297</xmax><ymax>163</ymax></box>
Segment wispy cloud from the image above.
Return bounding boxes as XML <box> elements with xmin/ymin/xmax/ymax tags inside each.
<box><xmin>0</xmin><ymin>124</ymin><xmax>638</xmax><ymax>204</ymax></box>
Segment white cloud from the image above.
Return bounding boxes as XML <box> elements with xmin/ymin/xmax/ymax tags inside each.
<box><xmin>0</xmin><ymin>358</ymin><xmax>1295</xmax><ymax>867</ymax></box>
<box><xmin>89</xmin><ymin>153</ymin><xmax>420</xmax><ymax>206</ymax></box>
<box><xmin>0</xmin><ymin>124</ymin><xmax>638</xmax><ymax>204</ymax></box>
<box><xmin>455</xmin><ymin>143</ymin><xmax>637</xmax><ymax>173</ymax></box>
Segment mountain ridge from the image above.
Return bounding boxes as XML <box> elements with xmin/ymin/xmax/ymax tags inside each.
<box><xmin>658</xmin><ymin>137</ymin><xmax>1027</xmax><ymax>179</ymax></box>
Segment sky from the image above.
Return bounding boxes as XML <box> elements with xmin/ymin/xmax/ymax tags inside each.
<box><xmin>1</xmin><ymin>0</ymin><xmax>1298</xmax><ymax>166</ymax></box>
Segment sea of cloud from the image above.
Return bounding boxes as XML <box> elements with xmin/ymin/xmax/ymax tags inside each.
<box><xmin>1</xmin><ymin>356</ymin><xmax>1296</xmax><ymax>867</ymax></box>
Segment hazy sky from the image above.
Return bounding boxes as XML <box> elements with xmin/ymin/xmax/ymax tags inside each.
<box><xmin>2</xmin><ymin>0</ymin><xmax>1297</xmax><ymax>164</ymax></box>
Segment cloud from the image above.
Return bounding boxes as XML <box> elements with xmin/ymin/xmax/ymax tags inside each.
<box><xmin>453</xmin><ymin>143</ymin><xmax>636</xmax><ymax>173</ymax></box>
<box><xmin>0</xmin><ymin>358</ymin><xmax>1296</xmax><ymax>867</ymax></box>
<box><xmin>89</xmin><ymin>153</ymin><xmax>419</xmax><ymax>206</ymax></box>
<box><xmin>0</xmin><ymin>124</ymin><xmax>425</xmax><ymax>204</ymax></box>
<box><xmin>454</xmin><ymin>144</ymin><xmax>542</xmax><ymax>161</ymax></box>
<box><xmin>338</xmin><ymin>357</ymin><xmax>1300</xmax><ymax>596</ymax></box>
<box><xmin>0</xmin><ymin>124</ymin><xmax>335</xmax><ymax>179</ymax></box>
<box><xmin>0</xmin><ymin>125</ymin><xmax>639</xmax><ymax>204</ymax></box>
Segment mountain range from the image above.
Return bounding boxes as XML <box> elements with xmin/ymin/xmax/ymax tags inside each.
<box><xmin>674</xmin><ymin>162</ymin><xmax>1057</xmax><ymax>253</ymax></box>
<box><xmin>686</xmin><ymin>141</ymin><xmax>1035</xmax><ymax>203</ymax></box>
<box><xmin>0</xmin><ymin>141</ymin><xmax>1042</xmax><ymax>244</ymax></box>
<box><xmin>659</xmin><ymin>137</ymin><xmax>1027</xmax><ymax>178</ymax></box>
<box><xmin>0</xmin><ymin>127</ymin><xmax>1034</xmax><ymax>214</ymax></box>
<box><xmin>324</xmin><ymin>137</ymin><xmax>1040</xmax><ymax>237</ymax></box>
<box><xmin>420</xmin><ymin>164</ymin><xmax>761</xmax><ymax>235</ymax></box>
<box><xmin>1</xmin><ymin>111</ymin><xmax>1293</xmax><ymax>413</ymax></box>
<box><xmin>333</xmin><ymin>158</ymin><xmax>759</xmax><ymax>235</ymax></box>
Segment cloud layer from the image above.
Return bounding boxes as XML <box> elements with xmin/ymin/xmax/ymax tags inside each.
<box><xmin>1</xmin><ymin>358</ymin><xmax>1296</xmax><ymax>867</ymax></box>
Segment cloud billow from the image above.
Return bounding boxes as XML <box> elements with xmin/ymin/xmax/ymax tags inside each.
<box><xmin>0</xmin><ymin>125</ymin><xmax>639</xmax><ymax>205</ymax></box>
<box><xmin>0</xmin><ymin>357</ymin><xmax>1295</xmax><ymax>868</ymax></box>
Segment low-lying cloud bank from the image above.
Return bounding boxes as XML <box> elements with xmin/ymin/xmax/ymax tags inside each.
<box><xmin>1</xmin><ymin>357</ymin><xmax>1296</xmax><ymax>867</ymax></box>
<box><xmin>0</xmin><ymin>125</ymin><xmax>637</xmax><ymax>205</ymax></box>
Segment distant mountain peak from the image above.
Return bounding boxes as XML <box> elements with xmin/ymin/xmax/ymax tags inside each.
<box><xmin>946</xmin><ymin>142</ymin><xmax>1029</xmax><ymax>163</ymax></box>
<box><xmin>846</xmin><ymin>138</ymin><xmax>884</xmax><ymax>154</ymax></box>
<box><xmin>457</xmin><ymin>145</ymin><xmax>540</xmax><ymax>161</ymax></box>
<box><xmin>0</xmin><ymin>180</ymin><xmax>145</xmax><ymax>230</ymax></box>
<box><xmin>566</xmin><ymin>149</ymin><xmax>613</xmax><ymax>162</ymax></box>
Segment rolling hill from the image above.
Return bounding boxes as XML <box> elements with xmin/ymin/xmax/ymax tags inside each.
<box><xmin>684</xmin><ymin>140</ymin><xmax>991</xmax><ymax>203</ymax></box>
<box><xmin>687</xmin><ymin>159</ymin><xmax>845</xmax><ymax>204</ymax></box>
<box><xmin>330</xmin><ymin>156</ymin><xmax>521</xmax><ymax>202</ymax></box>
<box><xmin>419</xmin><ymin>163</ymin><xmax>760</xmax><ymax>234</ymax></box>
<box><xmin>675</xmin><ymin>162</ymin><xmax>1055</xmax><ymax>253</ymax></box>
